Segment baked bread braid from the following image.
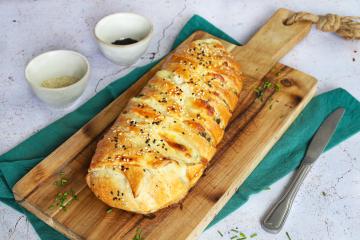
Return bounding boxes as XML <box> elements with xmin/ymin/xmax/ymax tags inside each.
<box><xmin>86</xmin><ymin>38</ymin><xmax>243</xmax><ymax>214</ymax></box>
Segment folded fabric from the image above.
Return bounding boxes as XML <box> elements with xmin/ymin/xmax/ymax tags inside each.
<box><xmin>0</xmin><ymin>15</ymin><xmax>359</xmax><ymax>240</ymax></box>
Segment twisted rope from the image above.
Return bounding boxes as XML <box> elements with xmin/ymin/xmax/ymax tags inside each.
<box><xmin>285</xmin><ymin>12</ymin><xmax>360</xmax><ymax>40</ymax></box>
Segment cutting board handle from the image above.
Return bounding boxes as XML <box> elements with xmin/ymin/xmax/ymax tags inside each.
<box><xmin>233</xmin><ymin>8</ymin><xmax>312</xmax><ymax>80</ymax></box>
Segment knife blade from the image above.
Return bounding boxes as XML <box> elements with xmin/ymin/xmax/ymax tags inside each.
<box><xmin>262</xmin><ymin>107</ymin><xmax>345</xmax><ymax>233</ymax></box>
<box><xmin>303</xmin><ymin>108</ymin><xmax>345</xmax><ymax>163</ymax></box>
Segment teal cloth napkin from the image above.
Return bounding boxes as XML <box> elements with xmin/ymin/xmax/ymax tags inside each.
<box><xmin>1</xmin><ymin>15</ymin><xmax>360</xmax><ymax>239</ymax></box>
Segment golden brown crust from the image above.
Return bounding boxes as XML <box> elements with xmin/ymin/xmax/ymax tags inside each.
<box><xmin>87</xmin><ymin>38</ymin><xmax>243</xmax><ymax>214</ymax></box>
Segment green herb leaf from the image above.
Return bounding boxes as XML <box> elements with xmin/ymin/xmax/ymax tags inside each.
<box><xmin>286</xmin><ymin>232</ymin><xmax>292</xmax><ymax>240</ymax></box>
<box><xmin>263</xmin><ymin>81</ymin><xmax>272</xmax><ymax>88</ymax></box>
<box><xmin>54</xmin><ymin>172</ymin><xmax>69</xmax><ymax>187</ymax></box>
<box><xmin>274</xmin><ymin>83</ymin><xmax>281</xmax><ymax>92</ymax></box>
<box><xmin>254</xmin><ymin>80</ymin><xmax>281</xmax><ymax>109</ymax></box>
<box><xmin>250</xmin><ymin>233</ymin><xmax>257</xmax><ymax>238</ymax></box>
<box><xmin>132</xmin><ymin>228</ymin><xmax>143</xmax><ymax>240</ymax></box>
<box><xmin>217</xmin><ymin>230</ymin><xmax>223</xmax><ymax>237</ymax></box>
<box><xmin>106</xmin><ymin>208</ymin><xmax>113</xmax><ymax>214</ymax></box>
<box><xmin>239</xmin><ymin>232</ymin><xmax>246</xmax><ymax>237</ymax></box>
<box><xmin>50</xmin><ymin>189</ymin><xmax>78</xmax><ymax>211</ymax></box>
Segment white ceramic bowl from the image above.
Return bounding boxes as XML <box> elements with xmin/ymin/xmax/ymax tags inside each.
<box><xmin>94</xmin><ymin>12</ymin><xmax>153</xmax><ymax>65</ymax></box>
<box><xmin>25</xmin><ymin>50</ymin><xmax>90</xmax><ymax>108</ymax></box>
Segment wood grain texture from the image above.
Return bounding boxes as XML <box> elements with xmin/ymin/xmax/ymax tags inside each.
<box><xmin>13</xmin><ymin>8</ymin><xmax>317</xmax><ymax>240</ymax></box>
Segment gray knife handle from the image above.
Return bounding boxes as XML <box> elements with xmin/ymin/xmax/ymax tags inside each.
<box><xmin>262</xmin><ymin>163</ymin><xmax>312</xmax><ymax>233</ymax></box>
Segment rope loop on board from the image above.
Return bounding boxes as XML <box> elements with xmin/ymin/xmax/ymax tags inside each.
<box><xmin>285</xmin><ymin>12</ymin><xmax>360</xmax><ymax>40</ymax></box>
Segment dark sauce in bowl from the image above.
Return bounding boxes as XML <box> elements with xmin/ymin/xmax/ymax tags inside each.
<box><xmin>112</xmin><ymin>38</ymin><xmax>138</xmax><ymax>45</ymax></box>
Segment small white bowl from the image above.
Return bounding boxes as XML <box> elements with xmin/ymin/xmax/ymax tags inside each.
<box><xmin>94</xmin><ymin>12</ymin><xmax>153</xmax><ymax>65</ymax></box>
<box><xmin>25</xmin><ymin>50</ymin><xmax>90</xmax><ymax>108</ymax></box>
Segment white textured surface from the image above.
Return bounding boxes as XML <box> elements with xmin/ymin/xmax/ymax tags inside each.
<box><xmin>0</xmin><ymin>0</ymin><xmax>359</xmax><ymax>239</ymax></box>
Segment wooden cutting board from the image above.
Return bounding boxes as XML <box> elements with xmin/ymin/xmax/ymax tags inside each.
<box><xmin>13</xmin><ymin>8</ymin><xmax>317</xmax><ymax>240</ymax></box>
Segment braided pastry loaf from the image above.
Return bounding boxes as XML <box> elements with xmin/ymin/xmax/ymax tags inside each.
<box><xmin>86</xmin><ymin>38</ymin><xmax>243</xmax><ymax>214</ymax></box>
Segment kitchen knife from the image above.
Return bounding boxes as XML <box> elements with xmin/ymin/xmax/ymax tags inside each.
<box><xmin>262</xmin><ymin>108</ymin><xmax>345</xmax><ymax>233</ymax></box>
